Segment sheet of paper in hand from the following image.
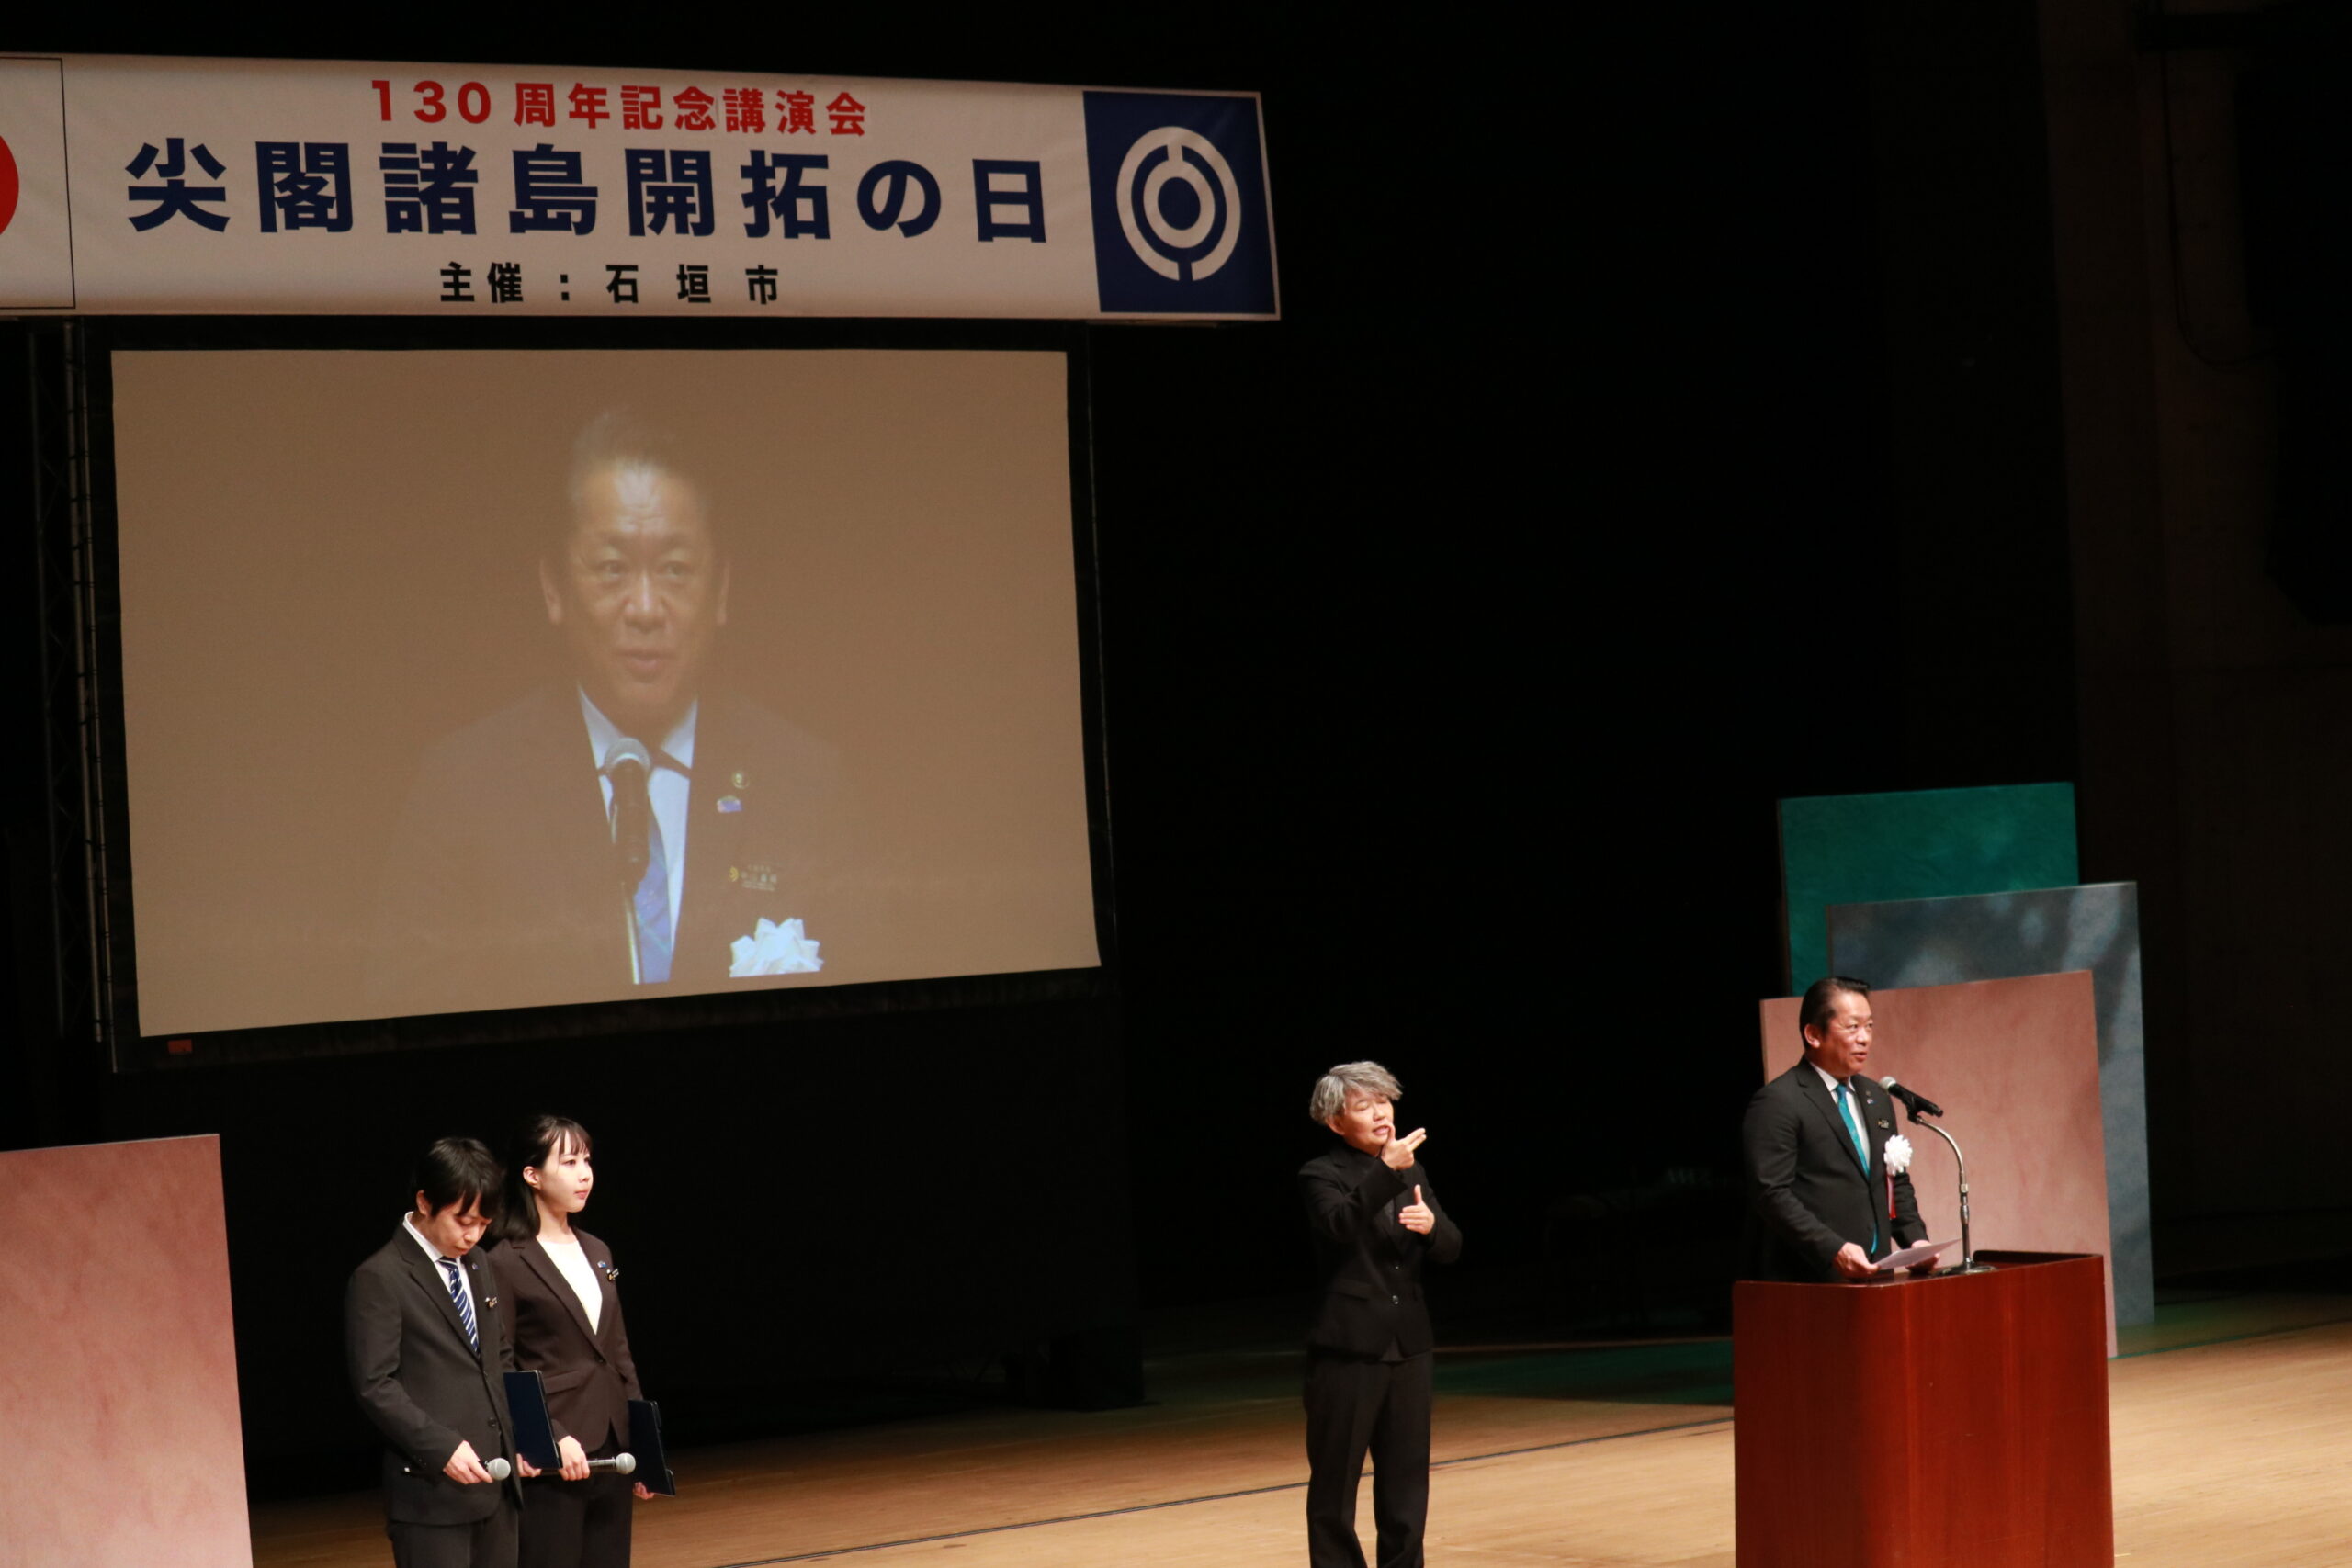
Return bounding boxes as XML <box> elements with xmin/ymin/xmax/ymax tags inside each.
<box><xmin>1873</xmin><ymin>1239</ymin><xmax>1957</xmax><ymax>1272</ymax></box>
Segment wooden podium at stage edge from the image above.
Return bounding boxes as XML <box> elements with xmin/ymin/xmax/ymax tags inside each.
<box><xmin>1733</xmin><ymin>1252</ymin><xmax>2113</xmax><ymax>1568</ymax></box>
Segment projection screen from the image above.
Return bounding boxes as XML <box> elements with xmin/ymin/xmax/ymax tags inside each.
<box><xmin>112</xmin><ymin>348</ymin><xmax>1100</xmax><ymax>1036</ymax></box>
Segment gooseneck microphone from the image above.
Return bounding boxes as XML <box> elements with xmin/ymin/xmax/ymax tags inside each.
<box><xmin>1879</xmin><ymin>1077</ymin><xmax>1945</xmax><ymax>1120</ymax></box>
<box><xmin>1878</xmin><ymin>1077</ymin><xmax>1990</xmax><ymax>1274</ymax></box>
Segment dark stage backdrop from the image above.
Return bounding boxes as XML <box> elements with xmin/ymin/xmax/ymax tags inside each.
<box><xmin>0</xmin><ymin>4</ymin><xmax>2186</xmax><ymax>1503</ymax></box>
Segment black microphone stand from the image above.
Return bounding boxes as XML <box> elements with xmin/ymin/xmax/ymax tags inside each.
<box><xmin>1905</xmin><ymin>1109</ymin><xmax>1992</xmax><ymax>1275</ymax></box>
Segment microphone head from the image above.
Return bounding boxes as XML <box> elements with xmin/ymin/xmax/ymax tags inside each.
<box><xmin>487</xmin><ymin>1456</ymin><xmax>512</xmax><ymax>1482</ymax></box>
<box><xmin>606</xmin><ymin>738</ymin><xmax>651</xmax><ymax>779</ymax></box>
<box><xmin>612</xmin><ymin>1452</ymin><xmax>637</xmax><ymax>1475</ymax></box>
<box><xmin>1880</xmin><ymin>1077</ymin><xmax>1901</xmax><ymax>1089</ymax></box>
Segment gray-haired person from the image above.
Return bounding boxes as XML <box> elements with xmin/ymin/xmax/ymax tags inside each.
<box><xmin>1298</xmin><ymin>1061</ymin><xmax>1462</xmax><ymax>1568</ymax></box>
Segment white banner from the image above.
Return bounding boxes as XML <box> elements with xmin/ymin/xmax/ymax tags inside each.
<box><xmin>0</xmin><ymin>54</ymin><xmax>1278</xmax><ymax>320</ymax></box>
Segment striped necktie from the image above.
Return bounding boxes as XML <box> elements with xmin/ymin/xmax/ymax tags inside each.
<box><xmin>437</xmin><ymin>1256</ymin><xmax>479</xmax><ymax>1351</ymax></box>
<box><xmin>633</xmin><ymin>812</ymin><xmax>673</xmax><ymax>984</ymax></box>
<box><xmin>607</xmin><ymin>755</ymin><xmax>675</xmax><ymax>984</ymax></box>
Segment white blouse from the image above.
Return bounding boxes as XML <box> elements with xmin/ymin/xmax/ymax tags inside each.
<box><xmin>539</xmin><ymin>1234</ymin><xmax>603</xmax><ymax>1333</ymax></box>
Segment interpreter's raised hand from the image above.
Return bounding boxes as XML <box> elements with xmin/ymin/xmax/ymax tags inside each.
<box><xmin>558</xmin><ymin>1434</ymin><xmax>592</xmax><ymax>1482</ymax></box>
<box><xmin>444</xmin><ymin>1440</ymin><xmax>497</xmax><ymax>1484</ymax></box>
<box><xmin>1399</xmin><ymin>1185</ymin><xmax>1436</xmax><ymax>1235</ymax></box>
<box><xmin>1833</xmin><ymin>1242</ymin><xmax>1875</xmax><ymax>1280</ymax></box>
<box><xmin>1382</xmin><ymin>1128</ymin><xmax>1428</xmax><ymax>1171</ymax></box>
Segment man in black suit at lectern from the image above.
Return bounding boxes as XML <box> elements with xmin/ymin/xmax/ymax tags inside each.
<box><xmin>345</xmin><ymin>1137</ymin><xmax>535</xmax><ymax>1568</ymax></box>
<box><xmin>1298</xmin><ymin>1061</ymin><xmax>1463</xmax><ymax>1568</ymax></box>
<box><xmin>1742</xmin><ymin>976</ymin><xmax>1928</xmax><ymax>1282</ymax></box>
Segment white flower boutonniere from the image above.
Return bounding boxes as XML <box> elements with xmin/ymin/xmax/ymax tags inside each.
<box><xmin>729</xmin><ymin>916</ymin><xmax>823</xmax><ymax>976</ymax></box>
<box><xmin>1883</xmin><ymin>1134</ymin><xmax>1915</xmax><ymax>1176</ymax></box>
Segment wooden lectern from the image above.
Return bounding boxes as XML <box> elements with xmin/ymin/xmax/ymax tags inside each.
<box><xmin>1733</xmin><ymin>1251</ymin><xmax>2113</xmax><ymax>1568</ymax></box>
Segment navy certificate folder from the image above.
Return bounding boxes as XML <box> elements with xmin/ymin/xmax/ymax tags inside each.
<box><xmin>502</xmin><ymin>1370</ymin><xmax>560</xmax><ymax>1472</ymax></box>
<box><xmin>628</xmin><ymin>1398</ymin><xmax>676</xmax><ymax>1495</ymax></box>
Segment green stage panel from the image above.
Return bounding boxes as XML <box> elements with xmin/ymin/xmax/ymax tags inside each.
<box><xmin>1777</xmin><ymin>782</ymin><xmax>2077</xmax><ymax>992</ymax></box>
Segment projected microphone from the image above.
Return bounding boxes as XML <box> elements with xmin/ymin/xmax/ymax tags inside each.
<box><xmin>403</xmin><ymin>1456</ymin><xmax>512</xmax><ymax>1480</ymax></box>
<box><xmin>606</xmin><ymin>739</ymin><xmax>653</xmax><ymax>891</ymax></box>
<box><xmin>606</xmin><ymin>739</ymin><xmax>653</xmax><ymax>985</ymax></box>
<box><xmin>1879</xmin><ymin>1077</ymin><xmax>1945</xmax><ymax>1120</ymax></box>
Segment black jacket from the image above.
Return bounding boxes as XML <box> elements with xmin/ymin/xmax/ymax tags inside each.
<box><xmin>345</xmin><ymin>1225</ymin><xmax>522</xmax><ymax>1524</ymax></box>
<box><xmin>489</xmin><ymin>1230</ymin><xmax>643</xmax><ymax>1454</ymax></box>
<box><xmin>1298</xmin><ymin>1145</ymin><xmax>1463</xmax><ymax>1358</ymax></box>
<box><xmin>1740</xmin><ymin>1060</ymin><xmax>1926</xmax><ymax>1282</ymax></box>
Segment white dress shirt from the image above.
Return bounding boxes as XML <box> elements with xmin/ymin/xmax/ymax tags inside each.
<box><xmin>578</xmin><ymin>689</ymin><xmax>696</xmax><ymax>944</ymax></box>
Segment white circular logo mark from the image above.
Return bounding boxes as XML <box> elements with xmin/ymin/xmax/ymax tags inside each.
<box><xmin>1115</xmin><ymin>127</ymin><xmax>1240</xmax><ymax>284</ymax></box>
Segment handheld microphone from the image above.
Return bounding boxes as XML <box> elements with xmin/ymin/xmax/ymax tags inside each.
<box><xmin>403</xmin><ymin>1455</ymin><xmax>511</xmax><ymax>1481</ymax></box>
<box><xmin>605</xmin><ymin>739</ymin><xmax>653</xmax><ymax>892</ymax></box>
<box><xmin>1880</xmin><ymin>1077</ymin><xmax>1944</xmax><ymax>1120</ymax></box>
<box><xmin>519</xmin><ymin>1452</ymin><xmax>636</xmax><ymax>1480</ymax></box>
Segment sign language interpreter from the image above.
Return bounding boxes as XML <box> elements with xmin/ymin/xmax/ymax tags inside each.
<box><xmin>1296</xmin><ymin>1061</ymin><xmax>1463</xmax><ymax>1568</ymax></box>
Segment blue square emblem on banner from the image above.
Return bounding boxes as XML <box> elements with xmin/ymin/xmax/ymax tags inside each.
<box><xmin>1082</xmin><ymin>91</ymin><xmax>1277</xmax><ymax>317</ymax></box>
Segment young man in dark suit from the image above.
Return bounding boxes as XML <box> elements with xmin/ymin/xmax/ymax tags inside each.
<box><xmin>1298</xmin><ymin>1061</ymin><xmax>1463</xmax><ymax>1568</ymax></box>
<box><xmin>1741</xmin><ymin>976</ymin><xmax>1929</xmax><ymax>1281</ymax></box>
<box><xmin>346</xmin><ymin>1137</ymin><xmax>536</xmax><ymax>1568</ymax></box>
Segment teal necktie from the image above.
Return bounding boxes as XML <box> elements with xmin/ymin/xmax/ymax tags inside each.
<box><xmin>1835</xmin><ymin>1081</ymin><xmax>1878</xmax><ymax>1255</ymax></box>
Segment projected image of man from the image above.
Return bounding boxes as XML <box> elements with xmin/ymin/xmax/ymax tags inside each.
<box><xmin>543</xmin><ymin>436</ymin><xmax>727</xmax><ymax>986</ymax></box>
<box><xmin>368</xmin><ymin>412</ymin><xmax>845</xmax><ymax>1014</ymax></box>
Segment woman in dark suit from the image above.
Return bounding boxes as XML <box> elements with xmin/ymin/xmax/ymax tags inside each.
<box><xmin>489</xmin><ymin>1114</ymin><xmax>651</xmax><ymax>1568</ymax></box>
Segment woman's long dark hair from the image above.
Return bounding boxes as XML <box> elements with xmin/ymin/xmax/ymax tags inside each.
<box><xmin>489</xmin><ymin>1113</ymin><xmax>594</xmax><ymax>1247</ymax></box>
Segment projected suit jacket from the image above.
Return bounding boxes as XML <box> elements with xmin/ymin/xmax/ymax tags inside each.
<box><xmin>1298</xmin><ymin>1146</ymin><xmax>1463</xmax><ymax>1358</ymax></box>
<box><xmin>366</xmin><ymin>683</ymin><xmax>847</xmax><ymax>1016</ymax></box>
<box><xmin>345</xmin><ymin>1227</ymin><xmax>522</xmax><ymax>1525</ymax></box>
<box><xmin>1739</xmin><ymin>1061</ymin><xmax>1926</xmax><ymax>1282</ymax></box>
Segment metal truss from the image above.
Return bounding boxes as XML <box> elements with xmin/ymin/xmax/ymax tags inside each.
<box><xmin>25</xmin><ymin>321</ymin><xmax>115</xmax><ymax>1069</ymax></box>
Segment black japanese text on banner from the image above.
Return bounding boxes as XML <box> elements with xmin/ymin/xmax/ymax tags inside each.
<box><xmin>0</xmin><ymin>55</ymin><xmax>1278</xmax><ymax>320</ymax></box>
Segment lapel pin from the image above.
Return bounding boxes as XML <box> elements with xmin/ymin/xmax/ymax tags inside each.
<box><xmin>731</xmin><ymin>770</ymin><xmax>748</xmax><ymax>789</ymax></box>
<box><xmin>717</xmin><ymin>795</ymin><xmax>742</xmax><ymax>813</ymax></box>
<box><xmin>484</xmin><ymin>1296</ymin><xmax>498</xmax><ymax>1309</ymax></box>
<box><xmin>1875</xmin><ymin>1119</ymin><xmax>1890</xmax><ymax>1130</ymax></box>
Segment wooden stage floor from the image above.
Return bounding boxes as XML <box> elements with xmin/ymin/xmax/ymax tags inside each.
<box><xmin>252</xmin><ymin>1291</ymin><xmax>2352</xmax><ymax>1567</ymax></box>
